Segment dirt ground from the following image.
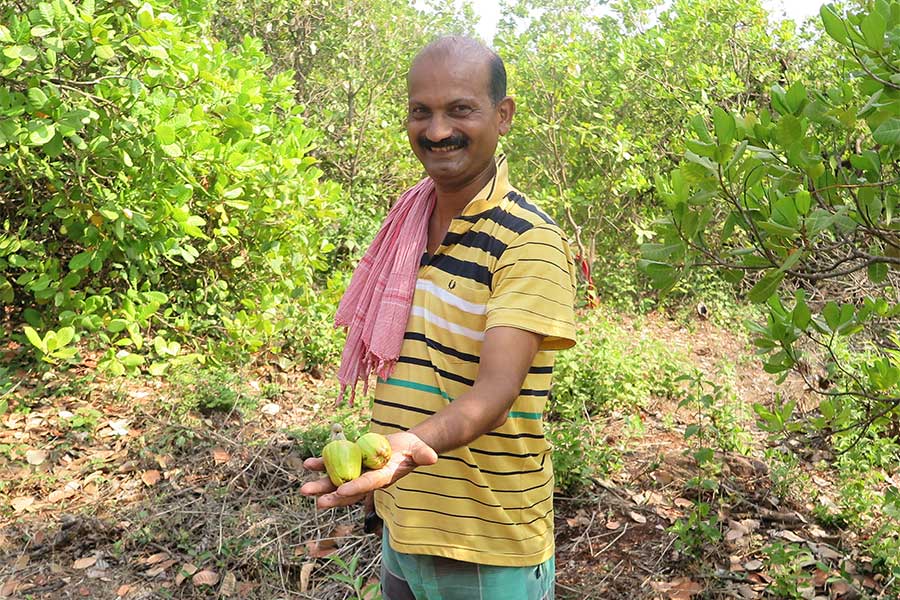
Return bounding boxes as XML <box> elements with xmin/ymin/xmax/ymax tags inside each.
<box><xmin>0</xmin><ymin>313</ymin><xmax>895</xmax><ymax>599</ymax></box>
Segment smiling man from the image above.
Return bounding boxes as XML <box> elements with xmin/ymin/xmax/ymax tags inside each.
<box><xmin>302</xmin><ymin>37</ymin><xmax>577</xmax><ymax>600</ymax></box>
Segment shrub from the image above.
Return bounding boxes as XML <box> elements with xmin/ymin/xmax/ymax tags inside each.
<box><xmin>0</xmin><ymin>0</ymin><xmax>345</xmax><ymax>371</ymax></box>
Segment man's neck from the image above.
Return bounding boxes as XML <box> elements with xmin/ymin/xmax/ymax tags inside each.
<box><xmin>432</xmin><ymin>160</ymin><xmax>497</xmax><ymax>220</ymax></box>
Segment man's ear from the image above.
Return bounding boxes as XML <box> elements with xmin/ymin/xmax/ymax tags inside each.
<box><xmin>497</xmin><ymin>96</ymin><xmax>516</xmax><ymax>136</ymax></box>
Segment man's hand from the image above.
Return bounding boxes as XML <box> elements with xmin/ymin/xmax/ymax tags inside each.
<box><xmin>300</xmin><ymin>431</ymin><xmax>437</xmax><ymax>509</ymax></box>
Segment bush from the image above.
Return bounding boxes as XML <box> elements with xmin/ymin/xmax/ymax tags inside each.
<box><xmin>0</xmin><ymin>0</ymin><xmax>345</xmax><ymax>372</ymax></box>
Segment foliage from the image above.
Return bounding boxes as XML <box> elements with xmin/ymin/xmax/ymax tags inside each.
<box><xmin>547</xmin><ymin>308</ymin><xmax>689</xmax><ymax>493</ymax></box>
<box><xmin>644</xmin><ymin>1</ymin><xmax>900</xmax><ymax>439</ymax></box>
<box><xmin>549</xmin><ymin>309</ymin><xmax>688</xmax><ymax>420</ymax></box>
<box><xmin>0</xmin><ymin>0</ymin><xmax>345</xmax><ymax>370</ymax></box>
<box><xmin>212</xmin><ymin>0</ymin><xmax>474</xmax><ymax>209</ymax></box>
<box><xmin>169</xmin><ymin>365</ymin><xmax>256</xmax><ymax>415</ymax></box>
<box><xmin>498</xmin><ymin>0</ymin><xmax>821</xmax><ymax>298</ymax></box>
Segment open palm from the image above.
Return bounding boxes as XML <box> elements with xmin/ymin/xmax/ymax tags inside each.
<box><xmin>300</xmin><ymin>431</ymin><xmax>437</xmax><ymax>509</ymax></box>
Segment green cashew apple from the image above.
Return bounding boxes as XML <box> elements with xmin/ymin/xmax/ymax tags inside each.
<box><xmin>322</xmin><ymin>423</ymin><xmax>362</xmax><ymax>486</ymax></box>
<box><xmin>356</xmin><ymin>432</ymin><xmax>392</xmax><ymax>469</ymax></box>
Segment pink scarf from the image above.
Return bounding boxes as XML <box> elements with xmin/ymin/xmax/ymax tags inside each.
<box><xmin>335</xmin><ymin>178</ymin><xmax>436</xmax><ymax>404</ymax></box>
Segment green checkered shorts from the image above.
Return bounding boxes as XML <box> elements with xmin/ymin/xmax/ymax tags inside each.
<box><xmin>380</xmin><ymin>528</ymin><xmax>555</xmax><ymax>600</ymax></box>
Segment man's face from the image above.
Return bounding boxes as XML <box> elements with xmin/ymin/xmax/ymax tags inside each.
<box><xmin>406</xmin><ymin>51</ymin><xmax>513</xmax><ymax>192</ymax></box>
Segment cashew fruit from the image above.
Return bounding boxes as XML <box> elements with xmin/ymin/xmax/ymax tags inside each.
<box><xmin>356</xmin><ymin>432</ymin><xmax>392</xmax><ymax>469</ymax></box>
<box><xmin>323</xmin><ymin>439</ymin><xmax>362</xmax><ymax>486</ymax></box>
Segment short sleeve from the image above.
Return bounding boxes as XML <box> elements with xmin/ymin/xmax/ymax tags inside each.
<box><xmin>486</xmin><ymin>224</ymin><xmax>577</xmax><ymax>350</ymax></box>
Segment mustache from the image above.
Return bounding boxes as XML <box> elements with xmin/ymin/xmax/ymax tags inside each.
<box><xmin>419</xmin><ymin>135</ymin><xmax>468</xmax><ymax>150</ymax></box>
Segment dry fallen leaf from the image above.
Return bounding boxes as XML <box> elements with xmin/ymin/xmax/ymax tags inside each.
<box><xmin>175</xmin><ymin>563</ymin><xmax>198</xmax><ymax>586</ymax></box>
<box><xmin>777</xmin><ymin>530</ymin><xmax>806</xmax><ymax>543</ymax></box>
<box><xmin>192</xmin><ymin>570</ymin><xmax>219</xmax><ymax>587</ymax></box>
<box><xmin>1</xmin><ymin>579</ymin><xmax>18</xmax><ymax>597</ymax></box>
<box><xmin>141</xmin><ymin>470</ymin><xmax>161</xmax><ymax>486</ymax></box>
<box><xmin>211</xmin><ymin>447</ymin><xmax>230</xmax><ymax>465</ymax></box>
<box><xmin>25</xmin><ymin>449</ymin><xmax>47</xmax><ymax>466</ymax></box>
<box><xmin>306</xmin><ymin>538</ymin><xmax>338</xmax><ymax>558</ymax></box>
<box><xmin>300</xmin><ymin>562</ymin><xmax>315</xmax><ymax>594</ymax></box>
<box><xmin>743</xmin><ymin>559</ymin><xmax>763</xmax><ymax>571</ymax></box>
<box><xmin>11</xmin><ymin>496</ymin><xmax>35</xmax><ymax>513</ymax></box>
<box><xmin>220</xmin><ymin>571</ymin><xmax>237</xmax><ymax>597</ymax></box>
<box><xmin>142</xmin><ymin>552</ymin><xmax>169</xmax><ymax>566</ymax></box>
<box><xmin>261</xmin><ymin>403</ymin><xmax>281</xmax><ymax>416</ymax></box>
<box><xmin>604</xmin><ymin>520</ymin><xmax>621</xmax><ymax>530</ymax></box>
<box><xmin>812</xmin><ymin>569</ymin><xmax>829</xmax><ymax>587</ymax></box>
<box><xmin>145</xmin><ymin>559</ymin><xmax>176</xmax><ymax>577</ymax></box>
<box><xmin>73</xmin><ymin>556</ymin><xmax>97</xmax><ymax>570</ymax></box>
<box><xmin>628</xmin><ymin>511</ymin><xmax>647</xmax><ymax>524</ymax></box>
<box><xmin>673</xmin><ymin>497</ymin><xmax>694</xmax><ymax>509</ymax></box>
<box><xmin>330</xmin><ymin>523</ymin><xmax>355</xmax><ymax>539</ymax></box>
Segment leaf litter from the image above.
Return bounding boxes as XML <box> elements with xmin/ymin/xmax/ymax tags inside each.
<box><xmin>0</xmin><ymin>318</ymin><xmax>895</xmax><ymax>599</ymax></box>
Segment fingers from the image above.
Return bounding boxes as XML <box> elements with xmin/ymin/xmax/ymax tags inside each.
<box><xmin>335</xmin><ymin>467</ymin><xmax>394</xmax><ymax>498</ymax></box>
<box><xmin>303</xmin><ymin>457</ymin><xmax>325</xmax><ymax>471</ymax></box>
<box><xmin>300</xmin><ymin>476</ymin><xmax>336</xmax><ymax>497</ymax></box>
<box><xmin>409</xmin><ymin>439</ymin><xmax>438</xmax><ymax>466</ymax></box>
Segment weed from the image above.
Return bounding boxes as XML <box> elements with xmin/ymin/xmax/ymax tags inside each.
<box><xmin>763</xmin><ymin>542</ymin><xmax>817</xmax><ymax>599</ymax></box>
<box><xmin>169</xmin><ymin>365</ymin><xmax>256</xmax><ymax>417</ymax></box>
<box><xmin>547</xmin><ymin>418</ymin><xmax>621</xmax><ymax>495</ymax></box>
<box><xmin>288</xmin><ymin>408</ymin><xmax>368</xmax><ymax>459</ymax></box>
<box><xmin>327</xmin><ymin>553</ymin><xmax>380</xmax><ymax>600</ymax></box>
<box><xmin>60</xmin><ymin>407</ymin><xmax>103</xmax><ymax>435</ymax></box>
<box><xmin>669</xmin><ymin>501</ymin><xmax>721</xmax><ymax>558</ymax></box>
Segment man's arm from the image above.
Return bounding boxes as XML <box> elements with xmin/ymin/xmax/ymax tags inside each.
<box><xmin>300</xmin><ymin>325</ymin><xmax>543</xmax><ymax>508</ymax></box>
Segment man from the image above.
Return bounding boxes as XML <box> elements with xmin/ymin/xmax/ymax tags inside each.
<box><xmin>301</xmin><ymin>36</ymin><xmax>576</xmax><ymax>599</ymax></box>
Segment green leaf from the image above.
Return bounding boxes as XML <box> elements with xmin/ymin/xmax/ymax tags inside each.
<box><xmin>69</xmin><ymin>251</ymin><xmax>92</xmax><ymax>271</ymax></box>
<box><xmin>860</xmin><ymin>10</ymin><xmax>886</xmax><ymax>50</ymax></box>
<box><xmin>785</xmin><ymin>82</ymin><xmax>806</xmax><ymax>115</ymax></box>
<box><xmin>868</xmin><ymin>261</ymin><xmax>888</xmax><ymax>283</ymax></box>
<box><xmin>0</xmin><ymin>25</ymin><xmax>13</xmax><ymax>43</ymax></box>
<box><xmin>794</xmin><ymin>190</ymin><xmax>811</xmax><ymax>215</ymax></box>
<box><xmin>748</xmin><ymin>271</ymin><xmax>784</xmax><ymax>303</ymax></box>
<box><xmin>137</xmin><ymin>2</ymin><xmax>155</xmax><ymax>28</ymax></box>
<box><xmin>712</xmin><ymin>107</ymin><xmax>735</xmax><ymax>145</ymax></box>
<box><xmin>108</xmin><ymin>318</ymin><xmax>128</xmax><ymax>333</ymax></box>
<box><xmin>19</xmin><ymin>46</ymin><xmax>38</xmax><ymax>62</ymax></box>
<box><xmin>27</xmin><ymin>88</ymin><xmax>48</xmax><ymax>110</ymax></box>
<box><xmin>823</xmin><ymin>302</ymin><xmax>841</xmax><ymax>330</ymax></box>
<box><xmin>30</xmin><ymin>25</ymin><xmax>55</xmax><ymax>37</ymax></box>
<box><xmin>161</xmin><ymin>142</ymin><xmax>182</xmax><ymax>157</ymax></box>
<box><xmin>775</xmin><ymin>115</ymin><xmax>802</xmax><ymax>148</ymax></box>
<box><xmin>28</xmin><ymin>122</ymin><xmax>56</xmax><ymax>146</ymax></box>
<box><xmin>872</xmin><ymin>118</ymin><xmax>900</xmax><ymax>145</ymax></box>
<box><xmin>23</xmin><ymin>326</ymin><xmax>45</xmax><ymax>351</ymax></box>
<box><xmin>56</xmin><ymin>326</ymin><xmax>75</xmax><ymax>347</ymax></box>
<box><xmin>793</xmin><ymin>299</ymin><xmax>811</xmax><ymax>329</ymax></box>
<box><xmin>690</xmin><ymin>115</ymin><xmax>712</xmax><ymax>143</ymax></box>
<box><xmin>95</xmin><ymin>45</ymin><xmax>114</xmax><ymax>60</ymax></box>
<box><xmin>820</xmin><ymin>5</ymin><xmax>847</xmax><ymax>44</ymax></box>
<box><xmin>155</xmin><ymin>123</ymin><xmax>176</xmax><ymax>145</ymax></box>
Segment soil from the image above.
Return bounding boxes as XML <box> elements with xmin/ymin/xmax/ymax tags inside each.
<box><xmin>0</xmin><ymin>312</ymin><xmax>895</xmax><ymax>599</ymax></box>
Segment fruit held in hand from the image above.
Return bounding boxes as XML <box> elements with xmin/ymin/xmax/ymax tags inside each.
<box><xmin>356</xmin><ymin>432</ymin><xmax>392</xmax><ymax>469</ymax></box>
<box><xmin>322</xmin><ymin>424</ymin><xmax>362</xmax><ymax>486</ymax></box>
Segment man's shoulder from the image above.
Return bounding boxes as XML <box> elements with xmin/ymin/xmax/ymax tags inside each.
<box><xmin>497</xmin><ymin>188</ymin><xmax>563</xmax><ymax>235</ymax></box>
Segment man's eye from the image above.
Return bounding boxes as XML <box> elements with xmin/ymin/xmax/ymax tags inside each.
<box><xmin>409</xmin><ymin>107</ymin><xmax>428</xmax><ymax>118</ymax></box>
<box><xmin>451</xmin><ymin>106</ymin><xmax>473</xmax><ymax>115</ymax></box>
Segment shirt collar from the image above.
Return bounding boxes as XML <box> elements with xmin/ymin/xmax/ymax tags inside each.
<box><xmin>460</xmin><ymin>154</ymin><xmax>511</xmax><ymax>217</ymax></box>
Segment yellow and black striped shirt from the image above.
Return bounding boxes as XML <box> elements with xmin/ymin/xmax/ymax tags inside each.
<box><xmin>372</xmin><ymin>155</ymin><xmax>577</xmax><ymax>567</ymax></box>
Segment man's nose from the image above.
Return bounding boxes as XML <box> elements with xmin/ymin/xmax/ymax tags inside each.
<box><xmin>425</xmin><ymin>113</ymin><xmax>453</xmax><ymax>142</ymax></box>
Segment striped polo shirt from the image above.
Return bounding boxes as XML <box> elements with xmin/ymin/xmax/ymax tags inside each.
<box><xmin>372</xmin><ymin>155</ymin><xmax>577</xmax><ymax>567</ymax></box>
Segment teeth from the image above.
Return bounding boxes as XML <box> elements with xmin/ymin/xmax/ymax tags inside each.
<box><xmin>431</xmin><ymin>145</ymin><xmax>461</xmax><ymax>153</ymax></box>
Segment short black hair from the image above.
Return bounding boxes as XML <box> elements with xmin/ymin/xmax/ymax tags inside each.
<box><xmin>412</xmin><ymin>36</ymin><xmax>508</xmax><ymax>105</ymax></box>
<box><xmin>487</xmin><ymin>51</ymin><xmax>507</xmax><ymax>105</ymax></box>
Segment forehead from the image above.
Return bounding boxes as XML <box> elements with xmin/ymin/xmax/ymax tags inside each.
<box><xmin>407</xmin><ymin>51</ymin><xmax>491</xmax><ymax>104</ymax></box>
